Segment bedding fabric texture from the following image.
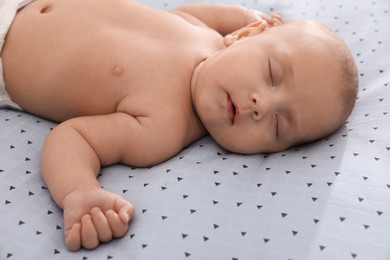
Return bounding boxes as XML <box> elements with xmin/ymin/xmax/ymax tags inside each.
<box><xmin>1</xmin><ymin>0</ymin><xmax>390</xmax><ymax>259</ymax></box>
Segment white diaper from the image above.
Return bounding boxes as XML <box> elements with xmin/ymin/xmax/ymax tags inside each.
<box><xmin>0</xmin><ymin>0</ymin><xmax>34</xmax><ymax>110</ymax></box>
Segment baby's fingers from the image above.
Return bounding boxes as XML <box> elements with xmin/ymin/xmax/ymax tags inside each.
<box><xmin>65</xmin><ymin>223</ymin><xmax>81</xmax><ymax>251</ymax></box>
<box><xmin>106</xmin><ymin>209</ymin><xmax>129</xmax><ymax>238</ymax></box>
<box><xmin>246</xmin><ymin>9</ymin><xmax>272</xmax><ymax>25</ymax></box>
<box><xmin>91</xmin><ymin>207</ymin><xmax>113</xmax><ymax>242</ymax></box>
<box><xmin>271</xmin><ymin>12</ymin><xmax>284</xmax><ymax>25</ymax></box>
<box><xmin>114</xmin><ymin>197</ymin><xmax>135</xmax><ymax>224</ymax></box>
<box><xmin>81</xmin><ymin>215</ymin><xmax>99</xmax><ymax>249</ymax></box>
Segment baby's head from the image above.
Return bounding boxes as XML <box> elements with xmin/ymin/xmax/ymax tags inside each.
<box><xmin>191</xmin><ymin>19</ymin><xmax>358</xmax><ymax>154</ymax></box>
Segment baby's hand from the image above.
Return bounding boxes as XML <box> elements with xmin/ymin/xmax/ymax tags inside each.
<box><xmin>223</xmin><ymin>10</ymin><xmax>283</xmax><ymax>47</ymax></box>
<box><xmin>61</xmin><ymin>188</ymin><xmax>135</xmax><ymax>251</ymax></box>
<box><xmin>246</xmin><ymin>9</ymin><xmax>284</xmax><ymax>28</ymax></box>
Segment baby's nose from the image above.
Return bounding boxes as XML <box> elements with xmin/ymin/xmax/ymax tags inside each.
<box><xmin>250</xmin><ymin>93</ymin><xmax>270</xmax><ymax>121</ymax></box>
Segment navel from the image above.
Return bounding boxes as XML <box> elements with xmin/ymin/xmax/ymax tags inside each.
<box><xmin>111</xmin><ymin>66</ymin><xmax>124</xmax><ymax>77</ymax></box>
<box><xmin>40</xmin><ymin>4</ymin><xmax>53</xmax><ymax>14</ymax></box>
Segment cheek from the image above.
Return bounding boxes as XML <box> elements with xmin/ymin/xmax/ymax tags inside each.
<box><xmin>210</xmin><ymin>126</ymin><xmax>262</xmax><ymax>154</ymax></box>
<box><xmin>222</xmin><ymin>124</ymin><xmax>285</xmax><ymax>154</ymax></box>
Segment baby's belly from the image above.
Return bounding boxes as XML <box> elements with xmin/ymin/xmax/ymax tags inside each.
<box><xmin>2</xmin><ymin>0</ymin><xmax>148</xmax><ymax>121</ymax></box>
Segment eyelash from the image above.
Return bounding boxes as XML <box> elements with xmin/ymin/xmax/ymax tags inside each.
<box><xmin>268</xmin><ymin>59</ymin><xmax>274</xmax><ymax>86</ymax></box>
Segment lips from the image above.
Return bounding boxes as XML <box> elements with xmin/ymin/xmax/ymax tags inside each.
<box><xmin>227</xmin><ymin>95</ymin><xmax>237</xmax><ymax>124</ymax></box>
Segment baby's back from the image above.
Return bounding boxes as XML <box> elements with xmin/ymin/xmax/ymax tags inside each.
<box><xmin>2</xmin><ymin>0</ymin><xmax>222</xmax><ymax>122</ymax></box>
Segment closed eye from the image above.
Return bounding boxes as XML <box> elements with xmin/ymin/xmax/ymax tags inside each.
<box><xmin>268</xmin><ymin>59</ymin><xmax>274</xmax><ymax>86</ymax></box>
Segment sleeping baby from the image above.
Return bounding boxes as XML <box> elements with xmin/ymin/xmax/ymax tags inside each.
<box><xmin>0</xmin><ymin>0</ymin><xmax>358</xmax><ymax>251</ymax></box>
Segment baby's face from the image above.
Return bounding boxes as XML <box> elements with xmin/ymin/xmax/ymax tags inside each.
<box><xmin>191</xmin><ymin>21</ymin><xmax>345</xmax><ymax>153</ymax></box>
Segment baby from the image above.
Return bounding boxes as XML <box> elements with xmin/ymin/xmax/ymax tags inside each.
<box><xmin>0</xmin><ymin>0</ymin><xmax>358</xmax><ymax>251</ymax></box>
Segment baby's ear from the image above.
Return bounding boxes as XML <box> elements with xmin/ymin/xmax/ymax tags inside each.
<box><xmin>223</xmin><ymin>20</ymin><xmax>268</xmax><ymax>47</ymax></box>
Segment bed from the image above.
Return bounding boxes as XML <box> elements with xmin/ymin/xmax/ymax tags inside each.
<box><xmin>1</xmin><ymin>0</ymin><xmax>389</xmax><ymax>259</ymax></box>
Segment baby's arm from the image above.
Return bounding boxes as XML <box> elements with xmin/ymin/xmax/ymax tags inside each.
<box><xmin>171</xmin><ymin>3</ymin><xmax>282</xmax><ymax>35</ymax></box>
<box><xmin>42</xmin><ymin>113</ymin><xmax>175</xmax><ymax>251</ymax></box>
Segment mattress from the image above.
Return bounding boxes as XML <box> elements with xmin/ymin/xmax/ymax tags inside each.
<box><xmin>1</xmin><ymin>0</ymin><xmax>389</xmax><ymax>259</ymax></box>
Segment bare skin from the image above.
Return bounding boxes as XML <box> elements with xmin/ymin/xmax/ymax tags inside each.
<box><xmin>1</xmin><ymin>0</ymin><xmax>347</xmax><ymax>251</ymax></box>
<box><xmin>2</xmin><ymin>0</ymin><xmax>283</xmax><ymax>250</ymax></box>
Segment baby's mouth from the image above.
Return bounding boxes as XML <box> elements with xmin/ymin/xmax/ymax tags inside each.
<box><xmin>227</xmin><ymin>95</ymin><xmax>237</xmax><ymax>124</ymax></box>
